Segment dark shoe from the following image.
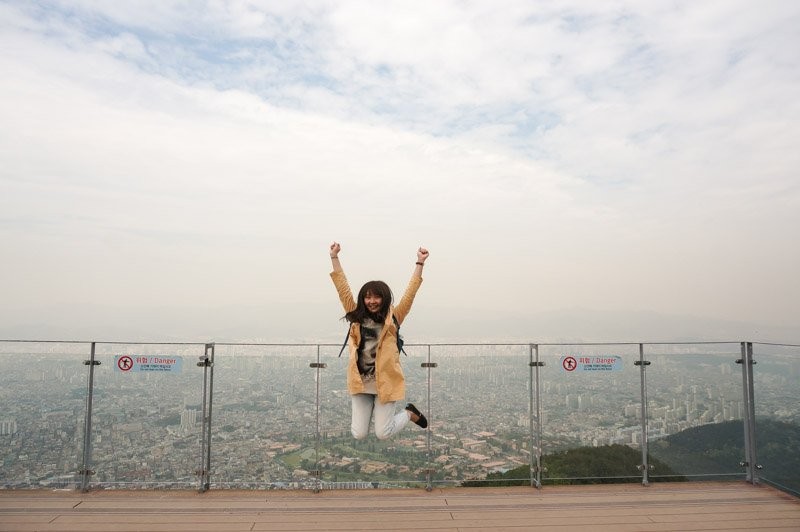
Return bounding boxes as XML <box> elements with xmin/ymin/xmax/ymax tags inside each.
<box><xmin>406</xmin><ymin>403</ymin><xmax>428</xmax><ymax>429</ymax></box>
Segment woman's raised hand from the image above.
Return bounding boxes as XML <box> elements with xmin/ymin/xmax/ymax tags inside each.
<box><xmin>417</xmin><ymin>247</ymin><xmax>429</xmax><ymax>263</ymax></box>
<box><xmin>330</xmin><ymin>242</ymin><xmax>341</xmax><ymax>259</ymax></box>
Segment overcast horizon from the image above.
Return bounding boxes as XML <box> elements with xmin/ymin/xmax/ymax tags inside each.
<box><xmin>1</xmin><ymin>1</ymin><xmax>799</xmax><ymax>344</ymax></box>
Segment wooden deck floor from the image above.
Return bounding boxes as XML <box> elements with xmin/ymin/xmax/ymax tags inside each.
<box><xmin>1</xmin><ymin>481</ymin><xmax>798</xmax><ymax>531</ymax></box>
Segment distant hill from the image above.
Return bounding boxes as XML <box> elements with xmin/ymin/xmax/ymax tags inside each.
<box><xmin>463</xmin><ymin>444</ymin><xmax>682</xmax><ymax>486</ymax></box>
<box><xmin>464</xmin><ymin>418</ymin><xmax>800</xmax><ymax>493</ymax></box>
<box><xmin>650</xmin><ymin>418</ymin><xmax>800</xmax><ymax>494</ymax></box>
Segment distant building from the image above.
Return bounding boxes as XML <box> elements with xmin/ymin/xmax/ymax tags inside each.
<box><xmin>0</xmin><ymin>419</ymin><xmax>17</xmax><ymax>435</ymax></box>
<box><xmin>180</xmin><ymin>409</ymin><xmax>198</xmax><ymax>430</ymax></box>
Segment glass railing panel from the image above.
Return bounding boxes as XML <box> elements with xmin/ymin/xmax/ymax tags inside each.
<box><xmin>752</xmin><ymin>343</ymin><xmax>800</xmax><ymax>496</ymax></box>
<box><xmin>430</xmin><ymin>344</ymin><xmax>532</xmax><ymax>487</ymax></box>
<box><xmin>0</xmin><ymin>341</ymin><xmax>90</xmax><ymax>489</ymax></box>
<box><xmin>645</xmin><ymin>343</ymin><xmax>745</xmax><ymax>482</ymax></box>
<box><xmin>316</xmin><ymin>343</ymin><xmax>429</xmax><ymax>488</ymax></box>
<box><xmin>88</xmin><ymin>342</ymin><xmax>207</xmax><ymax>488</ymax></box>
<box><xmin>209</xmin><ymin>344</ymin><xmax>317</xmax><ymax>489</ymax></box>
<box><xmin>539</xmin><ymin>344</ymin><xmax>643</xmax><ymax>484</ymax></box>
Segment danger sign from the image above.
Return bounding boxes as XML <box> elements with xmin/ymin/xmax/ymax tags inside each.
<box><xmin>117</xmin><ymin>355</ymin><xmax>134</xmax><ymax>371</ymax></box>
<box><xmin>114</xmin><ymin>355</ymin><xmax>183</xmax><ymax>373</ymax></box>
<box><xmin>560</xmin><ymin>355</ymin><xmax>623</xmax><ymax>373</ymax></box>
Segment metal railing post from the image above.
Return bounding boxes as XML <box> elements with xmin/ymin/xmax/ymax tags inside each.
<box><xmin>309</xmin><ymin>345</ymin><xmax>327</xmax><ymax>492</ymax></box>
<box><xmin>528</xmin><ymin>344</ymin><xmax>534</xmax><ymax>487</ymax></box>
<box><xmin>635</xmin><ymin>343</ymin><xmax>651</xmax><ymax>486</ymax></box>
<box><xmin>197</xmin><ymin>343</ymin><xmax>215</xmax><ymax>492</ymax></box>
<box><xmin>528</xmin><ymin>344</ymin><xmax>543</xmax><ymax>488</ymax></box>
<box><xmin>421</xmin><ymin>345</ymin><xmax>436</xmax><ymax>491</ymax></box>
<box><xmin>79</xmin><ymin>342</ymin><xmax>99</xmax><ymax>492</ymax></box>
<box><xmin>738</xmin><ymin>342</ymin><xmax>759</xmax><ymax>484</ymax></box>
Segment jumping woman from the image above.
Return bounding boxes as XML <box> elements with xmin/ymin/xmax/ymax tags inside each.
<box><xmin>329</xmin><ymin>242</ymin><xmax>429</xmax><ymax>440</ymax></box>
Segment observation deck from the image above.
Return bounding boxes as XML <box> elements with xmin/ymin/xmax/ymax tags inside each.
<box><xmin>1</xmin><ymin>339</ymin><xmax>798</xmax><ymax>530</ymax></box>
<box><xmin>2</xmin><ymin>482</ymin><xmax>799</xmax><ymax>531</ymax></box>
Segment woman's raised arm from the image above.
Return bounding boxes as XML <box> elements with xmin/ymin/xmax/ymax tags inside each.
<box><xmin>330</xmin><ymin>241</ymin><xmax>343</xmax><ymax>273</ymax></box>
<box><xmin>413</xmin><ymin>246</ymin><xmax>429</xmax><ymax>277</ymax></box>
<box><xmin>330</xmin><ymin>241</ymin><xmax>355</xmax><ymax>312</ymax></box>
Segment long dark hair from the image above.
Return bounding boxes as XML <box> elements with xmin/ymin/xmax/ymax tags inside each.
<box><xmin>345</xmin><ymin>280</ymin><xmax>393</xmax><ymax>324</ymax></box>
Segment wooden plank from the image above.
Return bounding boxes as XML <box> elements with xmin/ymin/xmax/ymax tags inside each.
<box><xmin>48</xmin><ymin>510</ymin><xmax>455</xmax><ymax>525</ymax></box>
<box><xmin>74</xmin><ymin>497</ymin><xmax>448</xmax><ymax>510</ymax></box>
<box><xmin>251</xmin><ymin>523</ymin><xmax>460</xmax><ymax>532</ymax></box>
<box><xmin>461</xmin><ymin>521</ymin><xmax>800</xmax><ymax>532</ymax></box>
<box><xmin>37</xmin><ymin>525</ymin><xmax>253</xmax><ymax>532</ymax></box>
<box><xmin>0</xmin><ymin>500</ymin><xmax>78</xmax><ymax>509</ymax></box>
<box><xmin>450</xmin><ymin>502</ymin><xmax>799</xmax><ymax>520</ymax></box>
<box><xmin>0</xmin><ymin>515</ymin><xmax>57</xmax><ymax>524</ymax></box>
<box><xmin>648</xmin><ymin>510</ymin><xmax>800</xmax><ymax>523</ymax></box>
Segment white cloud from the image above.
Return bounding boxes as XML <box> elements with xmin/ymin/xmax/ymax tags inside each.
<box><xmin>1</xmin><ymin>0</ymin><xmax>799</xmax><ymax>340</ymax></box>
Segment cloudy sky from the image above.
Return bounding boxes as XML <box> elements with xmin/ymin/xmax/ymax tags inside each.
<box><xmin>1</xmin><ymin>0</ymin><xmax>798</xmax><ymax>342</ymax></box>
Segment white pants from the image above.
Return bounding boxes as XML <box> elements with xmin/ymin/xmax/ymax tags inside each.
<box><xmin>351</xmin><ymin>379</ymin><xmax>410</xmax><ymax>440</ymax></box>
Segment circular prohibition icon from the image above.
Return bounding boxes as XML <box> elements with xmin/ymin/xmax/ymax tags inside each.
<box><xmin>117</xmin><ymin>355</ymin><xmax>134</xmax><ymax>371</ymax></box>
<box><xmin>562</xmin><ymin>356</ymin><xmax>577</xmax><ymax>372</ymax></box>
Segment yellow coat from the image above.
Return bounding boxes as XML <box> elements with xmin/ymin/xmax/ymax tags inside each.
<box><xmin>330</xmin><ymin>270</ymin><xmax>423</xmax><ymax>404</ymax></box>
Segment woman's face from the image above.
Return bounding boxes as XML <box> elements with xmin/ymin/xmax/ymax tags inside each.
<box><xmin>364</xmin><ymin>291</ymin><xmax>383</xmax><ymax>314</ymax></box>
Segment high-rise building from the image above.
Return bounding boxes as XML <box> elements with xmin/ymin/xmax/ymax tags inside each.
<box><xmin>0</xmin><ymin>419</ymin><xmax>17</xmax><ymax>435</ymax></box>
<box><xmin>180</xmin><ymin>409</ymin><xmax>198</xmax><ymax>430</ymax></box>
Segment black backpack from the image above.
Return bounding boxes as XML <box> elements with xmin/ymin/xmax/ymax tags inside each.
<box><xmin>338</xmin><ymin>315</ymin><xmax>406</xmax><ymax>357</ymax></box>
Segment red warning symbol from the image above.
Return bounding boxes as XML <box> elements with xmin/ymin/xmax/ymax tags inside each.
<box><xmin>562</xmin><ymin>356</ymin><xmax>577</xmax><ymax>372</ymax></box>
<box><xmin>118</xmin><ymin>355</ymin><xmax>134</xmax><ymax>372</ymax></box>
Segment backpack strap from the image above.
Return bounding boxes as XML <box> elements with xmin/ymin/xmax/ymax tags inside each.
<box><xmin>393</xmin><ymin>315</ymin><xmax>407</xmax><ymax>356</ymax></box>
<box><xmin>337</xmin><ymin>323</ymin><xmax>352</xmax><ymax>358</ymax></box>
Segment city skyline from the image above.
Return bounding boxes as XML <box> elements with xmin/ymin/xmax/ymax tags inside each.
<box><xmin>1</xmin><ymin>341</ymin><xmax>796</xmax><ymax>489</ymax></box>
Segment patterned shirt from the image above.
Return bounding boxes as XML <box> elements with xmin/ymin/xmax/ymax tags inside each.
<box><xmin>357</xmin><ymin>318</ymin><xmax>382</xmax><ymax>378</ymax></box>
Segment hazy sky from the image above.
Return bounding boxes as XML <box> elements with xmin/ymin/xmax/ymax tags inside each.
<box><xmin>1</xmin><ymin>1</ymin><xmax>799</xmax><ymax>342</ymax></box>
